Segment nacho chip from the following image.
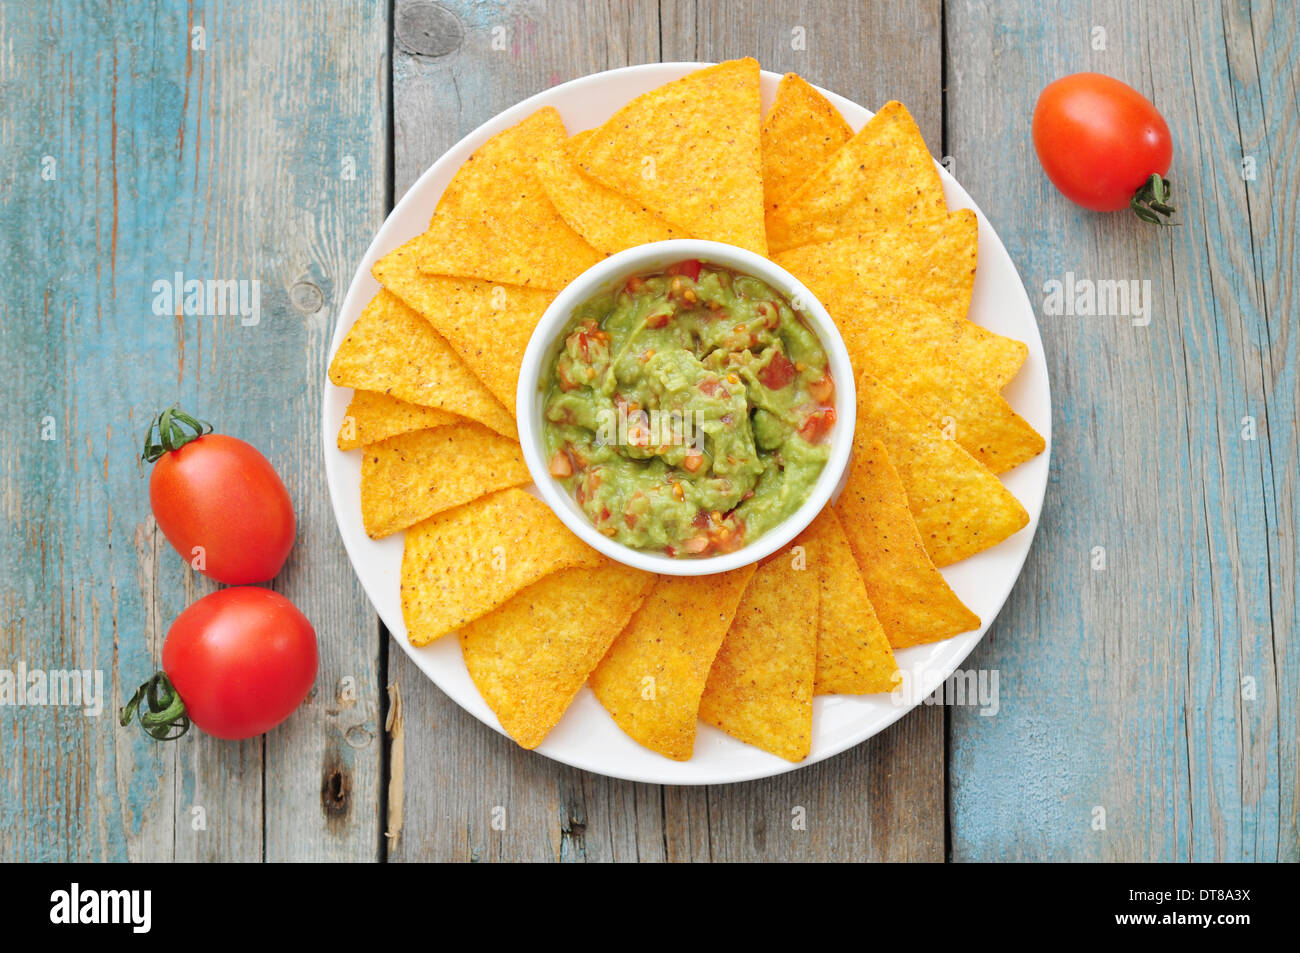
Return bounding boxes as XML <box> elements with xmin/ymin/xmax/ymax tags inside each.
<box><xmin>767</xmin><ymin>100</ymin><xmax>946</xmax><ymax>254</ymax></box>
<box><xmin>835</xmin><ymin>441</ymin><xmax>980</xmax><ymax>647</ymax></box>
<box><xmin>589</xmin><ymin>566</ymin><xmax>755</xmax><ymax>761</ymax></box>
<box><xmin>536</xmin><ymin>129</ymin><xmax>684</xmax><ymax>254</ymax></box>
<box><xmin>361</xmin><ymin>425</ymin><xmax>531</xmax><ymax>539</ymax></box>
<box><xmin>956</xmin><ymin>323</ymin><xmax>1029</xmax><ymax>393</ymax></box>
<box><xmin>328</xmin><ymin>291</ymin><xmax>516</xmax><ymax>439</ymax></box>
<box><xmin>698</xmin><ymin>553</ymin><xmax>818</xmax><ymax>761</ymax></box>
<box><xmin>761</xmin><ymin>73</ymin><xmax>852</xmax><ymax>219</ymax></box>
<box><xmin>796</xmin><ymin>508</ymin><xmax>899</xmax><ymax>694</ymax></box>
<box><xmin>460</xmin><ymin>563</ymin><xmax>655</xmax><ymax>749</ymax></box>
<box><xmin>795</xmin><ymin>208</ymin><xmax>980</xmax><ymax>316</ymax></box>
<box><xmin>416</xmin><ymin>107</ymin><xmax>603</xmax><ymax>289</ymax></box>
<box><xmin>576</xmin><ymin>58</ymin><xmax>767</xmax><ymax>254</ymax></box>
<box><xmin>777</xmin><ymin>236</ymin><xmax>1042</xmax><ymax>469</ymax></box>
<box><xmin>866</xmin><ymin>348</ymin><xmax>1044</xmax><ymax>473</ymax></box>
<box><xmin>775</xmin><ymin>211</ymin><xmax>1026</xmax><ymax>389</ymax></box>
<box><xmin>779</xmin><ymin>240</ymin><xmax>1026</xmax><ymax>393</ymax></box>
<box><xmin>337</xmin><ymin>390</ymin><xmax>458</xmax><ymax>450</ymax></box>
<box><xmin>855</xmin><ymin>374</ymin><xmax>1029</xmax><ymax>566</ymax></box>
<box><xmin>374</xmin><ymin>236</ymin><xmax>553</xmax><ymax>416</ymax></box>
<box><xmin>401</xmin><ymin>488</ymin><xmax>605</xmax><ymax>645</ymax></box>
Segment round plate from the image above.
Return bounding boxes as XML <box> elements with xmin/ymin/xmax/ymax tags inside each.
<box><xmin>323</xmin><ymin>63</ymin><xmax>1051</xmax><ymax>785</ymax></box>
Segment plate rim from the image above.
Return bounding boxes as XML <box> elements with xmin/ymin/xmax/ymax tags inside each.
<box><xmin>322</xmin><ymin>62</ymin><xmax>1052</xmax><ymax>785</ymax></box>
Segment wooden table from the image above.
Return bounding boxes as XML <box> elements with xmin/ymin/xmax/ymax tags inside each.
<box><xmin>1</xmin><ymin>0</ymin><xmax>1294</xmax><ymax>862</ymax></box>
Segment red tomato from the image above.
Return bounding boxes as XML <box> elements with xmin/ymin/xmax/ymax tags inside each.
<box><xmin>144</xmin><ymin>408</ymin><xmax>295</xmax><ymax>584</ymax></box>
<box><xmin>798</xmin><ymin>407</ymin><xmax>836</xmax><ymax>443</ymax></box>
<box><xmin>1032</xmin><ymin>72</ymin><xmax>1174</xmax><ymax>216</ymax></box>
<box><xmin>161</xmin><ymin>587</ymin><xmax>318</xmax><ymax>740</ymax></box>
<box><xmin>665</xmin><ymin>259</ymin><xmax>702</xmax><ymax>281</ymax></box>
<box><xmin>758</xmin><ymin>350</ymin><xmax>797</xmax><ymax>389</ymax></box>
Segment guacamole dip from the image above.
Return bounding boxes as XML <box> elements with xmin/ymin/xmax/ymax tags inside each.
<box><xmin>542</xmin><ymin>259</ymin><xmax>835</xmax><ymax>557</ymax></box>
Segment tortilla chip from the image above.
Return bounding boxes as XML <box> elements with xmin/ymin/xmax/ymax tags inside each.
<box><xmin>956</xmin><ymin>323</ymin><xmax>1029</xmax><ymax>393</ymax></box>
<box><xmin>777</xmin><ymin>237</ymin><xmax>1041</xmax><ymax>469</ymax></box>
<box><xmin>416</xmin><ymin>107</ymin><xmax>603</xmax><ymax>289</ymax></box>
<box><xmin>401</xmin><ymin>488</ymin><xmax>605</xmax><ymax>645</ymax></box>
<box><xmin>327</xmin><ymin>291</ymin><xmax>516</xmax><ymax>439</ymax></box>
<box><xmin>835</xmin><ymin>322</ymin><xmax>1042</xmax><ymax>473</ymax></box>
<box><xmin>835</xmin><ymin>441</ymin><xmax>980</xmax><ymax>647</ymax></box>
<box><xmin>337</xmin><ymin>390</ymin><xmax>458</xmax><ymax>450</ymax></box>
<box><xmin>536</xmin><ymin>129</ymin><xmax>684</xmax><ymax>254</ymax></box>
<box><xmin>374</xmin><ymin>236</ymin><xmax>553</xmax><ymax>416</ymax></box>
<box><xmin>589</xmin><ymin>566</ymin><xmax>755</xmax><ymax>761</ymax></box>
<box><xmin>775</xmin><ymin>211</ymin><xmax>1026</xmax><ymax>389</ymax></box>
<box><xmin>796</xmin><ymin>508</ymin><xmax>899</xmax><ymax>694</ymax></box>
<box><xmin>867</xmin><ymin>348</ymin><xmax>1044</xmax><ymax>473</ymax></box>
<box><xmin>360</xmin><ymin>425</ymin><xmax>531</xmax><ymax>539</ymax></box>
<box><xmin>855</xmin><ymin>374</ymin><xmax>1029</xmax><ymax>566</ymax></box>
<box><xmin>460</xmin><ymin>563</ymin><xmax>655</xmax><ymax>749</ymax></box>
<box><xmin>805</xmin><ymin>208</ymin><xmax>979</xmax><ymax>315</ymax></box>
<box><xmin>698</xmin><ymin>554</ymin><xmax>818</xmax><ymax>761</ymax></box>
<box><xmin>767</xmin><ymin>100</ymin><xmax>946</xmax><ymax>254</ymax></box>
<box><xmin>779</xmin><ymin>241</ymin><xmax>1026</xmax><ymax>393</ymax></box>
<box><xmin>761</xmin><ymin>73</ymin><xmax>852</xmax><ymax>219</ymax></box>
<box><xmin>576</xmin><ymin>58</ymin><xmax>767</xmax><ymax>254</ymax></box>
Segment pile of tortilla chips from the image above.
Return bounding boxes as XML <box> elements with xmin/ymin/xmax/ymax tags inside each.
<box><xmin>328</xmin><ymin>59</ymin><xmax>1044</xmax><ymax>763</ymax></box>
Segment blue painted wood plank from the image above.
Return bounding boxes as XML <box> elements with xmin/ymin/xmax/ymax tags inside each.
<box><xmin>0</xmin><ymin>0</ymin><xmax>388</xmax><ymax>860</ymax></box>
<box><xmin>945</xmin><ymin>0</ymin><xmax>1296</xmax><ymax>861</ymax></box>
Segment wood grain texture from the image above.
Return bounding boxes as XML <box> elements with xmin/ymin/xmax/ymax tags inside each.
<box><xmin>0</xmin><ymin>0</ymin><xmax>388</xmax><ymax>861</ymax></box>
<box><xmin>388</xmin><ymin>0</ymin><xmax>945</xmax><ymax>862</ymax></box>
<box><xmin>944</xmin><ymin>0</ymin><xmax>1298</xmax><ymax>861</ymax></box>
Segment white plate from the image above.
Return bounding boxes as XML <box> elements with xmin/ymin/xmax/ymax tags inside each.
<box><xmin>323</xmin><ymin>64</ymin><xmax>1051</xmax><ymax>785</ymax></box>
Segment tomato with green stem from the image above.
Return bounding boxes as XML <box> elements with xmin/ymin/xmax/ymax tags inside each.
<box><xmin>1032</xmin><ymin>72</ymin><xmax>1176</xmax><ymax>224</ymax></box>
<box><xmin>143</xmin><ymin>406</ymin><xmax>296</xmax><ymax>584</ymax></box>
<box><xmin>121</xmin><ymin>587</ymin><xmax>318</xmax><ymax>741</ymax></box>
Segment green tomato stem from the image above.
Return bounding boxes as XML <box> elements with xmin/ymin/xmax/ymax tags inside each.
<box><xmin>119</xmin><ymin>672</ymin><xmax>192</xmax><ymax>741</ymax></box>
<box><xmin>141</xmin><ymin>405</ymin><xmax>212</xmax><ymax>462</ymax></box>
<box><xmin>1130</xmin><ymin>173</ymin><xmax>1178</xmax><ymax>226</ymax></box>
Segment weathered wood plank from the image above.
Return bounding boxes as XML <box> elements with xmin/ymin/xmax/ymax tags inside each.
<box><xmin>389</xmin><ymin>0</ymin><xmax>946</xmax><ymax>862</ymax></box>
<box><xmin>388</xmin><ymin>0</ymin><xmax>663</xmax><ymax>864</ymax></box>
<box><xmin>392</xmin><ymin>0</ymin><xmax>663</xmax><ymax>197</ymax></box>
<box><xmin>945</xmin><ymin>0</ymin><xmax>1297</xmax><ymax>862</ymax></box>
<box><xmin>660</xmin><ymin>0</ymin><xmax>947</xmax><ymax>863</ymax></box>
<box><xmin>0</xmin><ymin>0</ymin><xmax>387</xmax><ymax>861</ymax></box>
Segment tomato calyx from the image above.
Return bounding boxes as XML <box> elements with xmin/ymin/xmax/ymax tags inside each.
<box><xmin>141</xmin><ymin>405</ymin><xmax>213</xmax><ymax>463</ymax></box>
<box><xmin>119</xmin><ymin>671</ymin><xmax>192</xmax><ymax>741</ymax></box>
<box><xmin>1130</xmin><ymin>174</ymin><xmax>1178</xmax><ymax>227</ymax></box>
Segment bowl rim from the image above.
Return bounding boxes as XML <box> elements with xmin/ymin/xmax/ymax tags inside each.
<box><xmin>515</xmin><ymin>238</ymin><xmax>857</xmax><ymax>576</ymax></box>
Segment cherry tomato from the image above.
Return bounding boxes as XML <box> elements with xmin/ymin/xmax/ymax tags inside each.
<box><xmin>156</xmin><ymin>587</ymin><xmax>318</xmax><ymax>740</ymax></box>
<box><xmin>1032</xmin><ymin>72</ymin><xmax>1175</xmax><ymax>221</ymax></box>
<box><xmin>143</xmin><ymin>407</ymin><xmax>295</xmax><ymax>584</ymax></box>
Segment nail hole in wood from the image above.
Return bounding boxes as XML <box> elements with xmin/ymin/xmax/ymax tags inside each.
<box><xmin>321</xmin><ymin>767</ymin><xmax>350</xmax><ymax>817</ymax></box>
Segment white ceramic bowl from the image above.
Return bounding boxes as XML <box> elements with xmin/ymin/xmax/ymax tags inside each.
<box><xmin>516</xmin><ymin>239</ymin><xmax>856</xmax><ymax>576</ymax></box>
